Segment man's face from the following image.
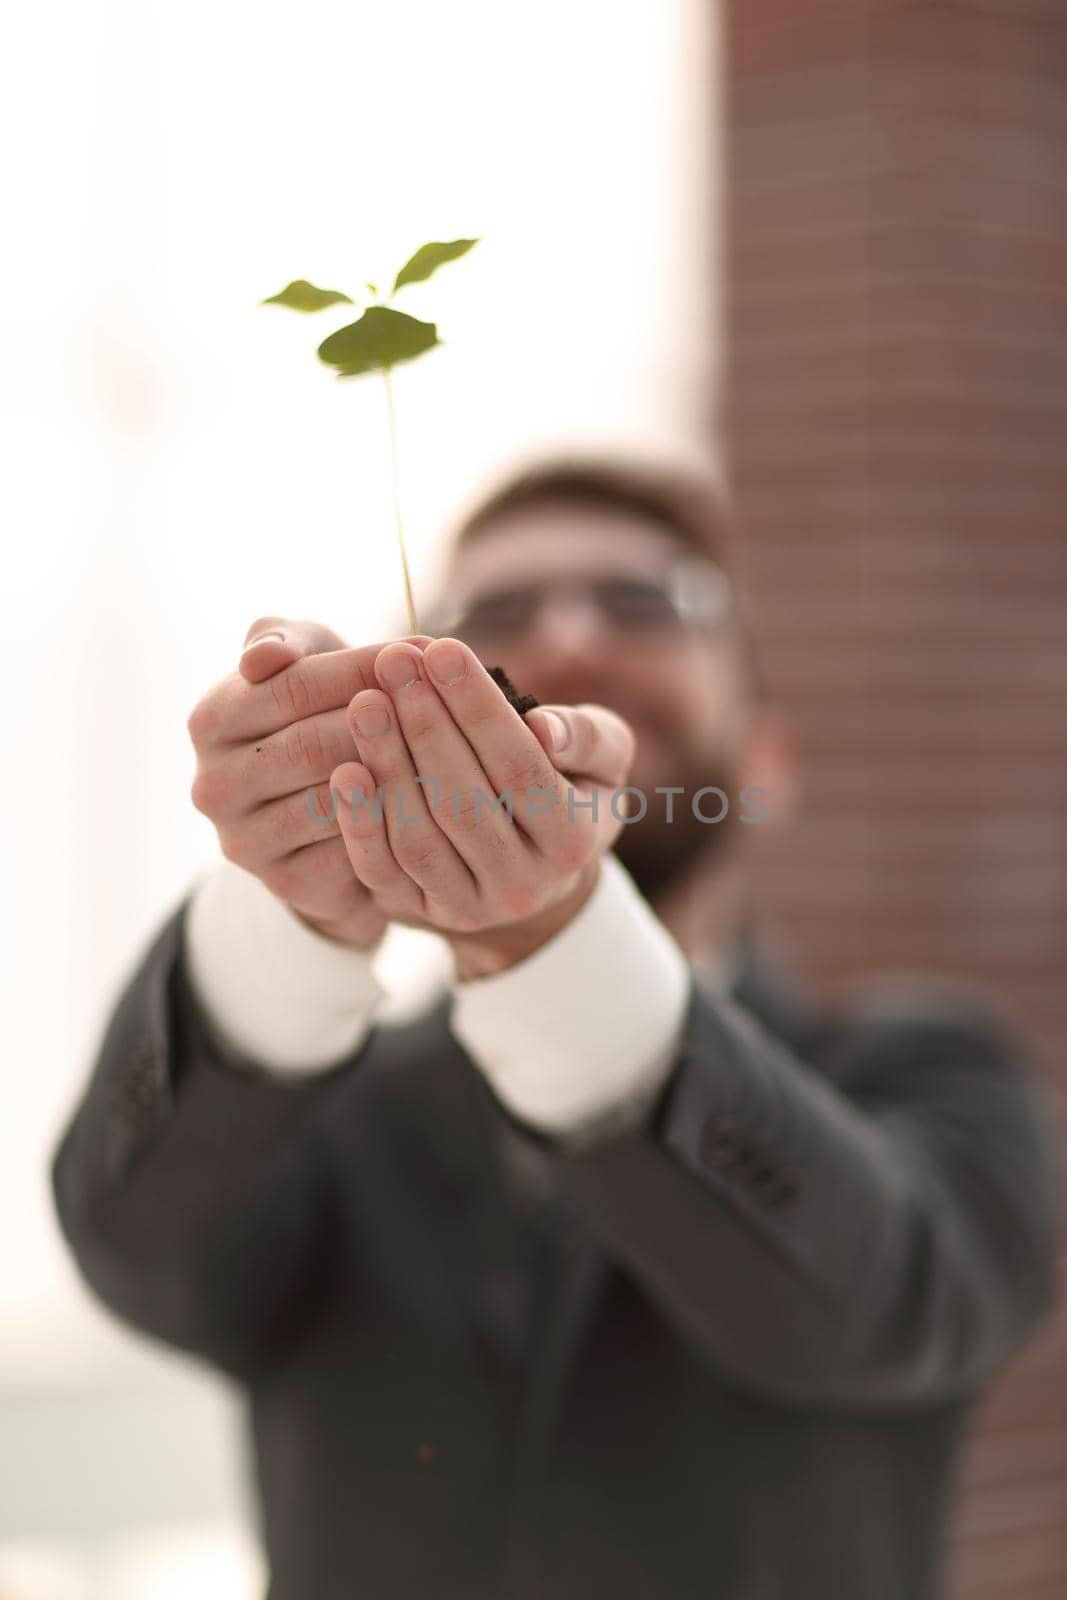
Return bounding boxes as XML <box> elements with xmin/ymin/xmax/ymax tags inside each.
<box><xmin>435</xmin><ymin>500</ymin><xmax>757</xmax><ymax>901</ymax></box>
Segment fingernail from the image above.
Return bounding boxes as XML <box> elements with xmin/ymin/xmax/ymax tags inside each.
<box><xmin>354</xmin><ymin>702</ymin><xmax>391</xmax><ymax>738</ymax></box>
<box><xmin>426</xmin><ymin>640</ymin><xmax>467</xmax><ymax>685</ymax></box>
<box><xmin>543</xmin><ymin>711</ymin><xmax>568</xmax><ymax>752</ymax></box>
<box><xmin>377</xmin><ymin>649</ymin><xmax>422</xmax><ymax>693</ymax></box>
<box><xmin>245</xmin><ymin>630</ymin><xmax>285</xmax><ymax>649</ymax></box>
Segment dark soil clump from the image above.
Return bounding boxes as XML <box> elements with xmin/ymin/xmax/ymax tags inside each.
<box><xmin>487</xmin><ymin>665</ymin><xmax>540</xmax><ymax>721</ymax></box>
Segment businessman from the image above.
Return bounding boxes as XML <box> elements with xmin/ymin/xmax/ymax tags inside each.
<box><xmin>53</xmin><ymin>452</ymin><xmax>1062</xmax><ymax>1599</ymax></box>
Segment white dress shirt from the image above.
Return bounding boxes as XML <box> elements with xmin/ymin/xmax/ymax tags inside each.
<box><xmin>182</xmin><ymin>853</ymin><xmax>728</xmax><ymax>1144</ymax></box>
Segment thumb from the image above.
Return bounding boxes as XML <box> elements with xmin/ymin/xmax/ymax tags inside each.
<box><xmin>239</xmin><ymin>616</ymin><xmax>342</xmax><ymax>683</ymax></box>
<box><xmin>239</xmin><ymin>615</ymin><xmax>433</xmax><ymax>684</ymax></box>
<box><xmin>526</xmin><ymin>703</ymin><xmax>636</xmax><ymax>788</ymax></box>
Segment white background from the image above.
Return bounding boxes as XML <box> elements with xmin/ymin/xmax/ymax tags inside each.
<box><xmin>0</xmin><ymin>0</ymin><xmax>719</xmax><ymax>1592</ymax></box>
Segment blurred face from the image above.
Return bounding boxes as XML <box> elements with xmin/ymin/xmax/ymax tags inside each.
<box><xmin>434</xmin><ymin>500</ymin><xmax>760</xmax><ymax>900</ymax></box>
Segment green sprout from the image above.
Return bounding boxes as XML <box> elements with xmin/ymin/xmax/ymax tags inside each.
<box><xmin>260</xmin><ymin>238</ymin><xmax>480</xmax><ymax>634</ymax></box>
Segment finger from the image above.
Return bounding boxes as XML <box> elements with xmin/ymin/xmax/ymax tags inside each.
<box><xmin>518</xmin><ymin>703</ymin><xmax>636</xmax><ymax>866</ymax></box>
<box><xmin>372</xmin><ymin>641</ymin><xmax>535</xmax><ymax>886</ymax></box>
<box><xmin>411</xmin><ymin>638</ymin><xmax>571</xmax><ymax>847</ymax></box>
<box><xmin>344</xmin><ymin>686</ymin><xmax>484</xmax><ymax>918</ymax></box>
<box><xmin>239</xmin><ymin>705</ymin><xmax>364</xmax><ymax>809</ymax></box>
<box><xmin>330</xmin><ymin>761</ymin><xmax>437</xmax><ymax>926</ymax></box>
<box><xmin>526</xmin><ymin>703</ymin><xmax>636</xmax><ymax>789</ymax></box>
<box><xmin>215</xmin><ymin>773</ymin><xmax>356</xmax><ymax>868</ymax></box>
<box><xmin>191</xmin><ymin>633</ymin><xmax>437</xmax><ymax>748</ymax></box>
<box><xmin>192</xmin><ymin>706</ymin><xmax>362</xmax><ymax>822</ymax></box>
<box><xmin>257</xmin><ymin>834</ymin><xmax>386</xmax><ymax>941</ymax></box>
<box><xmin>239</xmin><ymin>617</ymin><xmax>350</xmax><ymax>684</ymax></box>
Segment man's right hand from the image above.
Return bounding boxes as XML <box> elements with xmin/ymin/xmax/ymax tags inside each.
<box><xmin>187</xmin><ymin>616</ymin><xmax>436</xmax><ymax>951</ymax></box>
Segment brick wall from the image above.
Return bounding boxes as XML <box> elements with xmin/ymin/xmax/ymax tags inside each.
<box><xmin>721</xmin><ymin>3</ymin><xmax>1067</xmax><ymax>1595</ymax></box>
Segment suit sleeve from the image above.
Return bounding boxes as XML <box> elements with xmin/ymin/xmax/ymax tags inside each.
<box><xmin>51</xmin><ymin>891</ymin><xmax>375</xmax><ymax>1381</ymax></box>
<box><xmin>500</xmin><ymin>976</ymin><xmax>1064</xmax><ymax>1412</ymax></box>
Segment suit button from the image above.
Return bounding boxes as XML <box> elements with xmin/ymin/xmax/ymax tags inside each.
<box><xmin>748</xmin><ymin>1163</ymin><xmax>782</xmax><ymax>1202</ymax></box>
<box><xmin>700</xmin><ymin>1115</ymin><xmax>740</xmax><ymax>1167</ymax></box>
<box><xmin>732</xmin><ymin>1143</ymin><xmax>761</xmax><ymax>1176</ymax></box>
<box><xmin>763</xmin><ymin>1171</ymin><xmax>803</xmax><ymax>1210</ymax></box>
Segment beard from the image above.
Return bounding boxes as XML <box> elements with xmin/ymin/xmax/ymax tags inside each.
<box><xmin>606</xmin><ymin>744</ymin><xmax>743</xmax><ymax>905</ymax></box>
<box><xmin>522</xmin><ymin>667</ymin><xmax>744</xmax><ymax>905</ymax></box>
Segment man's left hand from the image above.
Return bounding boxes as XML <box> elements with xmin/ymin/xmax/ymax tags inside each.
<box><xmin>328</xmin><ymin>637</ymin><xmax>635</xmax><ymax>978</ymax></box>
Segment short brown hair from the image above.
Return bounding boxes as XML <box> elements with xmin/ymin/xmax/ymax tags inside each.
<box><xmin>442</xmin><ymin>450</ymin><xmax>766</xmax><ymax>703</ymax></box>
<box><xmin>448</xmin><ymin>450</ymin><xmax>737</xmax><ymax>570</ymax></box>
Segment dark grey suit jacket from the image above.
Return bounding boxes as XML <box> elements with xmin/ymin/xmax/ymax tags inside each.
<box><xmin>52</xmin><ymin>890</ymin><xmax>1062</xmax><ymax>1600</ymax></box>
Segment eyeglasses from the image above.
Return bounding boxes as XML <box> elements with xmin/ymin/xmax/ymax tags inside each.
<box><xmin>424</xmin><ymin>559</ymin><xmax>733</xmax><ymax>646</ymax></box>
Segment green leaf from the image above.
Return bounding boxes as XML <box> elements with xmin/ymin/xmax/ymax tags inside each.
<box><xmin>317</xmin><ymin>306</ymin><xmax>440</xmax><ymax>377</ymax></box>
<box><xmin>392</xmin><ymin>238</ymin><xmax>480</xmax><ymax>294</ymax></box>
<box><xmin>260</xmin><ymin>279</ymin><xmax>354</xmax><ymax>312</ymax></box>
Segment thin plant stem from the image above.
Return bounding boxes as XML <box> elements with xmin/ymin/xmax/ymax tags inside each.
<box><xmin>381</xmin><ymin>366</ymin><xmax>418</xmax><ymax>634</ymax></box>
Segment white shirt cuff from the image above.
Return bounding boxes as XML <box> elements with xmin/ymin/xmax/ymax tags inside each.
<box><xmin>448</xmin><ymin>852</ymin><xmax>692</xmax><ymax>1143</ymax></box>
<box><xmin>183</xmin><ymin>859</ymin><xmax>387</xmax><ymax>1076</ymax></box>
